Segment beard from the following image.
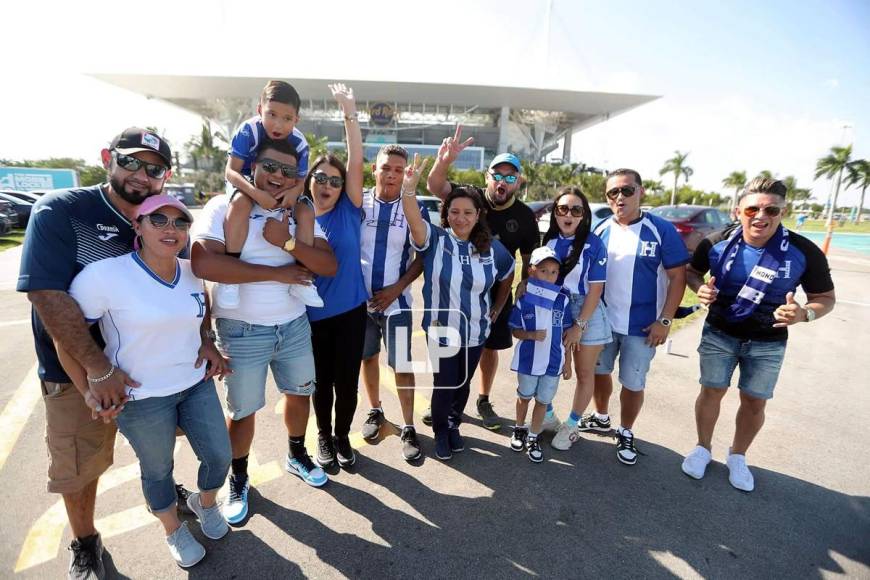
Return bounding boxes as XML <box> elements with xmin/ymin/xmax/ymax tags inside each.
<box><xmin>110</xmin><ymin>175</ymin><xmax>155</xmax><ymax>205</ymax></box>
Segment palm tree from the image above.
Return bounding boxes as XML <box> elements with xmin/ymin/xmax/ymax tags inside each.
<box><xmin>755</xmin><ymin>169</ymin><xmax>775</xmax><ymax>180</ymax></box>
<box><xmin>782</xmin><ymin>176</ymin><xmax>811</xmax><ymax>216</ymax></box>
<box><xmin>642</xmin><ymin>179</ymin><xmax>665</xmax><ymax>196</ymax></box>
<box><xmin>845</xmin><ymin>159</ymin><xmax>869</xmax><ymax>223</ymax></box>
<box><xmin>185</xmin><ymin>119</ymin><xmax>227</xmax><ymax>172</ymax></box>
<box><xmin>660</xmin><ymin>151</ymin><xmax>693</xmax><ymax>205</ymax></box>
<box><xmin>722</xmin><ymin>171</ymin><xmax>747</xmax><ymax>212</ymax></box>
<box><xmin>815</xmin><ymin>144</ymin><xmax>853</xmax><ymax>252</ymax></box>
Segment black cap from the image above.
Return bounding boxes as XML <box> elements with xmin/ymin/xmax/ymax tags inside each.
<box><xmin>109</xmin><ymin>127</ymin><xmax>172</xmax><ymax>168</ymax></box>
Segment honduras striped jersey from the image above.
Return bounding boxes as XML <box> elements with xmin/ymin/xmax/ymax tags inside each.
<box><xmin>592</xmin><ymin>213</ymin><xmax>689</xmax><ymax>336</ymax></box>
<box><xmin>413</xmin><ymin>222</ymin><xmax>514</xmax><ymax>347</ymax></box>
<box><xmin>509</xmin><ymin>278</ymin><xmax>572</xmax><ymax>377</ymax></box>
<box><xmin>544</xmin><ymin>232</ymin><xmax>608</xmax><ymax>296</ymax></box>
<box><xmin>360</xmin><ymin>189</ymin><xmax>430</xmax><ymax>315</ymax></box>
<box><xmin>229</xmin><ymin>116</ymin><xmax>309</xmax><ymax>177</ymax></box>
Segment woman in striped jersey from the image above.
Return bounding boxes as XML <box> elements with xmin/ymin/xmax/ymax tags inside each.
<box><xmin>401</xmin><ymin>156</ymin><xmax>515</xmax><ymax>460</ymax></box>
<box><xmin>541</xmin><ymin>186</ymin><xmax>614</xmax><ymax>451</ymax></box>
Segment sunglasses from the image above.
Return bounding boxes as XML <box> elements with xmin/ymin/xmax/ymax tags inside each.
<box><xmin>742</xmin><ymin>205</ymin><xmax>783</xmax><ymax>218</ymax></box>
<box><xmin>489</xmin><ymin>172</ymin><xmax>518</xmax><ymax>185</ymax></box>
<box><xmin>605</xmin><ymin>185</ymin><xmax>637</xmax><ymax>200</ymax></box>
<box><xmin>312</xmin><ymin>171</ymin><xmax>344</xmax><ymax>188</ymax></box>
<box><xmin>259</xmin><ymin>158</ymin><xmax>298</xmax><ymax>178</ymax></box>
<box><xmin>144</xmin><ymin>213</ymin><xmax>192</xmax><ymax>230</ymax></box>
<box><xmin>554</xmin><ymin>204</ymin><xmax>584</xmax><ymax>218</ymax></box>
<box><xmin>114</xmin><ymin>152</ymin><xmax>168</xmax><ymax>179</ymax></box>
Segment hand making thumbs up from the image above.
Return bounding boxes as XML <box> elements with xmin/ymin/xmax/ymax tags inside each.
<box><xmin>696</xmin><ymin>275</ymin><xmax>719</xmax><ymax>306</ymax></box>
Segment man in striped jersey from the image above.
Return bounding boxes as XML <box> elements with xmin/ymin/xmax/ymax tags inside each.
<box><xmin>359</xmin><ymin>145</ymin><xmax>428</xmax><ymax>461</ymax></box>
<box><xmin>586</xmin><ymin>169</ymin><xmax>689</xmax><ymax>465</ymax></box>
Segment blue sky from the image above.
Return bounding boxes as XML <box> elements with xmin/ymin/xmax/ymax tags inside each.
<box><xmin>1</xmin><ymin>0</ymin><xmax>868</xmax><ymax>204</ymax></box>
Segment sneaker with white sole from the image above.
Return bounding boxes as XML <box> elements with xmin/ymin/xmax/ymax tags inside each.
<box><xmin>510</xmin><ymin>426</ymin><xmax>528</xmax><ymax>452</ymax></box>
<box><xmin>166</xmin><ymin>522</ymin><xmax>205</xmax><ymax>568</ymax></box>
<box><xmin>551</xmin><ymin>422</ymin><xmax>581</xmax><ymax>451</ymax></box>
<box><xmin>400</xmin><ymin>426</ymin><xmax>422</xmax><ymax>461</ymax></box>
<box><xmin>541</xmin><ymin>412</ymin><xmax>561</xmax><ymax>433</ymax></box>
<box><xmin>315</xmin><ymin>434</ymin><xmax>336</xmax><ymax>468</ymax></box>
<box><xmin>578</xmin><ymin>413</ymin><xmax>611</xmax><ymax>433</ymax></box>
<box><xmin>289</xmin><ymin>283</ymin><xmax>324</xmax><ymax>307</ymax></box>
<box><xmin>476</xmin><ymin>399</ymin><xmax>502</xmax><ymax>430</ymax></box>
<box><xmin>527</xmin><ymin>437</ymin><xmax>544</xmax><ymax>463</ymax></box>
<box><xmin>334</xmin><ymin>436</ymin><xmax>356</xmax><ymax>467</ymax></box>
<box><xmin>285</xmin><ymin>453</ymin><xmax>328</xmax><ymax>487</ymax></box>
<box><xmin>214</xmin><ymin>283</ymin><xmax>240</xmax><ymax>309</ymax></box>
<box><xmin>682</xmin><ymin>445</ymin><xmax>712</xmax><ymax>480</ymax></box>
<box><xmin>616</xmin><ymin>428</ymin><xmax>638</xmax><ymax>465</ymax></box>
<box><xmin>222</xmin><ymin>474</ymin><xmax>249</xmax><ymax>525</ymax></box>
<box><xmin>726</xmin><ymin>450</ymin><xmax>755</xmax><ymax>492</ymax></box>
<box><xmin>68</xmin><ymin>533</ymin><xmax>105</xmax><ymax>580</ymax></box>
<box><xmin>186</xmin><ymin>492</ymin><xmax>229</xmax><ymax>540</ymax></box>
<box><xmin>361</xmin><ymin>408</ymin><xmax>385</xmax><ymax>441</ymax></box>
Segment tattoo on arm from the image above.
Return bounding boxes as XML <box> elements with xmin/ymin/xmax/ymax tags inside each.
<box><xmin>28</xmin><ymin>290</ymin><xmax>108</xmax><ymax>374</ymax></box>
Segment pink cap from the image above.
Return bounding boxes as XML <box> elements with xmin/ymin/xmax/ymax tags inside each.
<box><xmin>136</xmin><ymin>194</ymin><xmax>193</xmax><ymax>222</ymax></box>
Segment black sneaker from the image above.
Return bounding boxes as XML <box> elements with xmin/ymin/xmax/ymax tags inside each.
<box><xmin>175</xmin><ymin>483</ymin><xmax>194</xmax><ymax>515</ymax></box>
<box><xmin>527</xmin><ymin>437</ymin><xmax>544</xmax><ymax>463</ymax></box>
<box><xmin>616</xmin><ymin>429</ymin><xmax>638</xmax><ymax>465</ymax></box>
<box><xmin>476</xmin><ymin>399</ymin><xmax>502</xmax><ymax>431</ymax></box>
<box><xmin>400</xmin><ymin>426</ymin><xmax>422</xmax><ymax>461</ymax></box>
<box><xmin>447</xmin><ymin>428</ymin><xmax>464</xmax><ymax>453</ymax></box>
<box><xmin>434</xmin><ymin>432</ymin><xmax>452</xmax><ymax>461</ymax></box>
<box><xmin>361</xmin><ymin>408</ymin><xmax>385</xmax><ymax>441</ymax></box>
<box><xmin>68</xmin><ymin>533</ymin><xmax>105</xmax><ymax>580</ymax></box>
<box><xmin>578</xmin><ymin>413</ymin><xmax>611</xmax><ymax>433</ymax></box>
<box><xmin>421</xmin><ymin>407</ymin><xmax>433</xmax><ymax>427</ymax></box>
<box><xmin>510</xmin><ymin>426</ymin><xmax>528</xmax><ymax>452</ymax></box>
<box><xmin>334</xmin><ymin>436</ymin><xmax>356</xmax><ymax>467</ymax></box>
<box><xmin>315</xmin><ymin>434</ymin><xmax>336</xmax><ymax>467</ymax></box>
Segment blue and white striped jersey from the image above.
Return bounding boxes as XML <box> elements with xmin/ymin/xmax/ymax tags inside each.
<box><xmin>544</xmin><ymin>232</ymin><xmax>608</xmax><ymax>296</ymax></box>
<box><xmin>593</xmin><ymin>213</ymin><xmax>689</xmax><ymax>336</ymax></box>
<box><xmin>229</xmin><ymin>116</ymin><xmax>309</xmax><ymax>177</ymax></box>
<box><xmin>413</xmin><ymin>222</ymin><xmax>515</xmax><ymax>347</ymax></box>
<box><xmin>509</xmin><ymin>279</ymin><xmax>572</xmax><ymax>377</ymax></box>
<box><xmin>359</xmin><ymin>189</ymin><xmax>430</xmax><ymax>315</ymax></box>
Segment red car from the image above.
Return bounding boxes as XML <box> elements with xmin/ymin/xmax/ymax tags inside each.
<box><xmin>648</xmin><ymin>205</ymin><xmax>732</xmax><ymax>252</ymax></box>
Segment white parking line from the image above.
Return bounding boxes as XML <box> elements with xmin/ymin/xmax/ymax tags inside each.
<box><xmin>0</xmin><ymin>318</ymin><xmax>29</xmax><ymax>328</ymax></box>
<box><xmin>0</xmin><ymin>364</ymin><xmax>40</xmax><ymax>472</ymax></box>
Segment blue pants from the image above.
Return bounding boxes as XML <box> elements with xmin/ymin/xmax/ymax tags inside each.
<box><xmin>115</xmin><ymin>378</ymin><xmax>231</xmax><ymax>513</ymax></box>
<box><xmin>430</xmin><ymin>345</ymin><xmax>484</xmax><ymax>435</ymax></box>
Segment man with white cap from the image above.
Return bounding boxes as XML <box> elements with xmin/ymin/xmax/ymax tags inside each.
<box><xmin>427</xmin><ymin>126</ymin><xmax>539</xmax><ymax>431</ymax></box>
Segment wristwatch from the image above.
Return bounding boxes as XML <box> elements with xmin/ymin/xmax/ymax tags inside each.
<box><xmin>575</xmin><ymin>319</ymin><xmax>589</xmax><ymax>332</ymax></box>
<box><xmin>803</xmin><ymin>306</ymin><xmax>816</xmax><ymax>322</ymax></box>
<box><xmin>283</xmin><ymin>236</ymin><xmax>296</xmax><ymax>253</ymax></box>
<box><xmin>658</xmin><ymin>317</ymin><xmax>672</xmax><ymax>327</ymax></box>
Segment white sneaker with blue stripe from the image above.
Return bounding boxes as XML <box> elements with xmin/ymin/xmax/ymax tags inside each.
<box><xmin>285</xmin><ymin>453</ymin><xmax>328</xmax><ymax>487</ymax></box>
<box><xmin>222</xmin><ymin>474</ymin><xmax>249</xmax><ymax>525</ymax></box>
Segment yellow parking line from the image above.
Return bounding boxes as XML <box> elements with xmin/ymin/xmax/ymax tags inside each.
<box><xmin>379</xmin><ymin>364</ymin><xmax>431</xmax><ymax>417</ymax></box>
<box><xmin>0</xmin><ymin>364</ymin><xmax>41</xmax><ymax>473</ymax></box>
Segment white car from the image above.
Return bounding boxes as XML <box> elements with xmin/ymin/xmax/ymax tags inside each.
<box><xmin>417</xmin><ymin>195</ymin><xmax>442</xmax><ymax>224</ymax></box>
<box><xmin>537</xmin><ymin>202</ymin><xmax>613</xmax><ymax>238</ymax></box>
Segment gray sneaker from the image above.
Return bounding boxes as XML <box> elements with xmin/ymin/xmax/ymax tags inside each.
<box><xmin>166</xmin><ymin>522</ymin><xmax>206</xmax><ymax>568</ymax></box>
<box><xmin>476</xmin><ymin>399</ymin><xmax>502</xmax><ymax>431</ymax></box>
<box><xmin>68</xmin><ymin>533</ymin><xmax>105</xmax><ymax>580</ymax></box>
<box><xmin>361</xmin><ymin>408</ymin><xmax>385</xmax><ymax>441</ymax></box>
<box><xmin>186</xmin><ymin>492</ymin><xmax>229</xmax><ymax>540</ymax></box>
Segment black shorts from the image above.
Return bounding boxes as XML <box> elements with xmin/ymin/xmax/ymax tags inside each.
<box><xmin>485</xmin><ymin>294</ymin><xmax>514</xmax><ymax>350</ymax></box>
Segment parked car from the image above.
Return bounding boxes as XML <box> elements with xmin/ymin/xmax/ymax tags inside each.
<box><xmin>537</xmin><ymin>202</ymin><xmax>613</xmax><ymax>239</ymax></box>
<box><xmin>648</xmin><ymin>205</ymin><xmax>730</xmax><ymax>252</ymax></box>
<box><xmin>0</xmin><ymin>200</ymin><xmax>15</xmax><ymax>235</ymax></box>
<box><xmin>417</xmin><ymin>195</ymin><xmax>442</xmax><ymax>224</ymax></box>
<box><xmin>525</xmin><ymin>200</ymin><xmax>553</xmax><ymax>220</ymax></box>
<box><xmin>0</xmin><ymin>192</ymin><xmax>34</xmax><ymax>228</ymax></box>
<box><xmin>2</xmin><ymin>190</ymin><xmax>41</xmax><ymax>204</ymax></box>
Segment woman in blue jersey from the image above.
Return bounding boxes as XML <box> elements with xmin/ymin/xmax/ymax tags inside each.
<box><xmin>302</xmin><ymin>84</ymin><xmax>368</xmax><ymax>469</ymax></box>
<box><xmin>541</xmin><ymin>186</ymin><xmax>613</xmax><ymax>451</ymax></box>
<box><xmin>401</xmin><ymin>156</ymin><xmax>515</xmax><ymax>460</ymax></box>
<box><xmin>67</xmin><ymin>195</ymin><xmax>232</xmax><ymax>568</ymax></box>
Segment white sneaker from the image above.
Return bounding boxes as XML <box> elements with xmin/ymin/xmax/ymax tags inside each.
<box><xmin>551</xmin><ymin>422</ymin><xmax>581</xmax><ymax>451</ymax></box>
<box><xmin>681</xmin><ymin>445</ymin><xmax>712</xmax><ymax>480</ymax></box>
<box><xmin>541</xmin><ymin>412</ymin><xmax>561</xmax><ymax>433</ymax></box>
<box><xmin>166</xmin><ymin>522</ymin><xmax>205</xmax><ymax>568</ymax></box>
<box><xmin>726</xmin><ymin>450</ymin><xmax>755</xmax><ymax>492</ymax></box>
<box><xmin>289</xmin><ymin>283</ymin><xmax>323</xmax><ymax>307</ymax></box>
<box><xmin>215</xmin><ymin>283</ymin><xmax>240</xmax><ymax>309</ymax></box>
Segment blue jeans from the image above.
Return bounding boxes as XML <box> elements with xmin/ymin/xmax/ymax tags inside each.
<box><xmin>115</xmin><ymin>378</ymin><xmax>231</xmax><ymax>513</ymax></box>
<box><xmin>568</xmin><ymin>294</ymin><xmax>613</xmax><ymax>346</ymax></box>
<box><xmin>595</xmin><ymin>332</ymin><xmax>657</xmax><ymax>391</ymax></box>
<box><xmin>697</xmin><ymin>322</ymin><xmax>786</xmax><ymax>400</ymax></box>
<box><xmin>430</xmin><ymin>345</ymin><xmax>484</xmax><ymax>435</ymax></box>
<box><xmin>516</xmin><ymin>373</ymin><xmax>561</xmax><ymax>404</ymax></box>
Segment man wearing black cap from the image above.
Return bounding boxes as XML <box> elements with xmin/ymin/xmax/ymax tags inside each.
<box><xmin>427</xmin><ymin>125</ymin><xmax>539</xmax><ymax>430</ymax></box>
<box><xmin>17</xmin><ymin>128</ymin><xmax>179</xmax><ymax>579</ymax></box>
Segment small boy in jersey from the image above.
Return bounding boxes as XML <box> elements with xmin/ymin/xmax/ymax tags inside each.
<box><xmin>509</xmin><ymin>246</ymin><xmax>573</xmax><ymax>463</ymax></box>
<box><xmin>216</xmin><ymin>80</ymin><xmax>321</xmax><ymax>308</ymax></box>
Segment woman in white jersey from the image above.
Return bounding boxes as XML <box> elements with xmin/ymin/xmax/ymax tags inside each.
<box><xmin>538</xmin><ymin>186</ymin><xmax>613</xmax><ymax>451</ymax></box>
<box><xmin>68</xmin><ymin>195</ymin><xmax>232</xmax><ymax>569</ymax></box>
<box><xmin>401</xmin><ymin>157</ymin><xmax>515</xmax><ymax>461</ymax></box>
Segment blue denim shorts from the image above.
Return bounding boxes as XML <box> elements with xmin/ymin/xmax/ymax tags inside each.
<box><xmin>697</xmin><ymin>322</ymin><xmax>786</xmax><ymax>400</ymax></box>
<box><xmin>215</xmin><ymin>315</ymin><xmax>316</xmax><ymax>420</ymax></box>
<box><xmin>569</xmin><ymin>294</ymin><xmax>613</xmax><ymax>346</ymax></box>
<box><xmin>595</xmin><ymin>332</ymin><xmax>656</xmax><ymax>391</ymax></box>
<box><xmin>516</xmin><ymin>373</ymin><xmax>561</xmax><ymax>405</ymax></box>
<box><xmin>362</xmin><ymin>309</ymin><xmax>413</xmax><ymax>370</ymax></box>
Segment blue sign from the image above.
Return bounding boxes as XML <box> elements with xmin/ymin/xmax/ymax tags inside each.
<box><xmin>368</xmin><ymin>102</ymin><xmax>395</xmax><ymax>126</ymax></box>
<box><xmin>0</xmin><ymin>167</ymin><xmax>78</xmax><ymax>191</ymax></box>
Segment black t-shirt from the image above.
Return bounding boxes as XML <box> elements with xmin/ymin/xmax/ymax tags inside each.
<box><xmin>448</xmin><ymin>182</ymin><xmax>538</xmax><ymax>257</ymax></box>
<box><xmin>691</xmin><ymin>226</ymin><xmax>834</xmax><ymax>341</ymax></box>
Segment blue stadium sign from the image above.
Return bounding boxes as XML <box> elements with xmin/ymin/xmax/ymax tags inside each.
<box><xmin>0</xmin><ymin>167</ymin><xmax>78</xmax><ymax>191</ymax></box>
